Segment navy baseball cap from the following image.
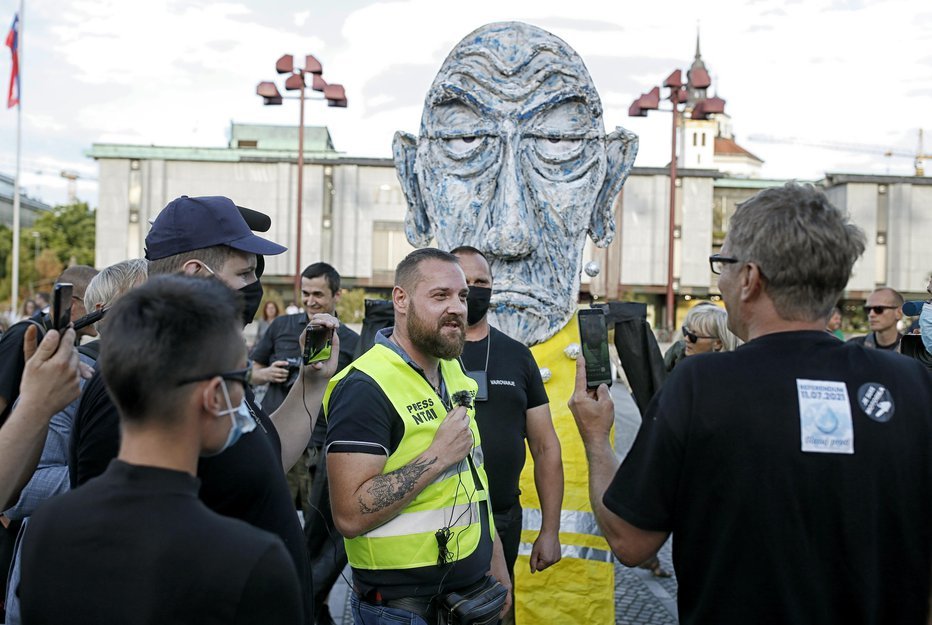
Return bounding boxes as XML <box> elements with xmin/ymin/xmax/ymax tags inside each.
<box><xmin>145</xmin><ymin>196</ymin><xmax>287</xmax><ymax>261</ymax></box>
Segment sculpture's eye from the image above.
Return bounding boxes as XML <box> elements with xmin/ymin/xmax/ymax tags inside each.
<box><xmin>533</xmin><ymin>136</ymin><xmax>584</xmax><ymax>160</ymax></box>
<box><xmin>443</xmin><ymin>136</ymin><xmax>483</xmax><ymax>156</ymax></box>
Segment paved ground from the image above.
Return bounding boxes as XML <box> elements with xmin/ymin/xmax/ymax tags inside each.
<box><xmin>327</xmin><ymin>385</ymin><xmax>682</xmax><ymax>624</ymax></box>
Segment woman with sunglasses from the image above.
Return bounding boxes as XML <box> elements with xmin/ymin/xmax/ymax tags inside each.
<box><xmin>681</xmin><ymin>304</ymin><xmax>741</xmax><ymax>358</ymax></box>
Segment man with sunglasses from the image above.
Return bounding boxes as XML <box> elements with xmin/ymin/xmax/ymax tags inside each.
<box><xmin>19</xmin><ymin>276</ymin><xmax>302</xmax><ymax>624</ymax></box>
<box><xmin>570</xmin><ymin>183</ymin><xmax>932</xmax><ymax>624</ymax></box>
<box><xmin>847</xmin><ymin>287</ymin><xmax>905</xmax><ymax>352</ymax></box>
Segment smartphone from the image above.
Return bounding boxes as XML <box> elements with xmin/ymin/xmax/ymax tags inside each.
<box><xmin>578</xmin><ymin>308</ymin><xmax>612</xmax><ymax>389</ymax></box>
<box><xmin>51</xmin><ymin>283</ymin><xmax>74</xmax><ymax>332</ymax></box>
<box><xmin>303</xmin><ymin>324</ymin><xmax>333</xmax><ymax>365</ymax></box>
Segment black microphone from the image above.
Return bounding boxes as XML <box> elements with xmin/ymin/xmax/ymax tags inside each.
<box><xmin>72</xmin><ymin>308</ymin><xmax>108</xmax><ymax>331</ymax></box>
<box><xmin>902</xmin><ymin>301</ymin><xmax>926</xmax><ymax>317</ymax></box>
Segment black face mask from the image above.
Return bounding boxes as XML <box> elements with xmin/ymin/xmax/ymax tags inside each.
<box><xmin>239</xmin><ymin>279</ymin><xmax>264</xmax><ymax>327</ymax></box>
<box><xmin>466</xmin><ymin>286</ymin><xmax>492</xmax><ymax>326</ymax></box>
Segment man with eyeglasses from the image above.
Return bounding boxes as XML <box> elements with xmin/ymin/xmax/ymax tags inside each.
<box><xmin>68</xmin><ymin>196</ymin><xmax>338</xmax><ymax>624</ymax></box>
<box><xmin>847</xmin><ymin>287</ymin><xmax>905</xmax><ymax>352</ymax></box>
<box><xmin>570</xmin><ymin>183</ymin><xmax>932</xmax><ymax>624</ymax></box>
<box><xmin>19</xmin><ymin>276</ymin><xmax>303</xmax><ymax>624</ymax></box>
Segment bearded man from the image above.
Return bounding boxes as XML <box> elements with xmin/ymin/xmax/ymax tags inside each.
<box><xmin>324</xmin><ymin>248</ymin><xmax>511</xmax><ymax>624</ymax></box>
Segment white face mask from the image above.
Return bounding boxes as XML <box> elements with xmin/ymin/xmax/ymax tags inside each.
<box><xmin>920</xmin><ymin>302</ymin><xmax>932</xmax><ymax>355</ymax></box>
<box><xmin>201</xmin><ymin>380</ymin><xmax>256</xmax><ymax>457</ymax></box>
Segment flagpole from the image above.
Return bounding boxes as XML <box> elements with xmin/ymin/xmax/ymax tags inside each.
<box><xmin>10</xmin><ymin>0</ymin><xmax>22</xmax><ymax>319</ymax></box>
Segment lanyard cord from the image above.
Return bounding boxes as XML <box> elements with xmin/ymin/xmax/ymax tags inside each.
<box><xmin>459</xmin><ymin>330</ymin><xmax>491</xmax><ymax>373</ymax></box>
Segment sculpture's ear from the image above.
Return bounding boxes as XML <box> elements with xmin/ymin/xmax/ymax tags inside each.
<box><xmin>392</xmin><ymin>131</ymin><xmax>434</xmax><ymax>247</ymax></box>
<box><xmin>590</xmin><ymin>127</ymin><xmax>638</xmax><ymax>246</ymax></box>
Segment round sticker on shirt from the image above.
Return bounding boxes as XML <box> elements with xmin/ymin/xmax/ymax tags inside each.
<box><xmin>857</xmin><ymin>383</ymin><xmax>895</xmax><ymax>422</ymax></box>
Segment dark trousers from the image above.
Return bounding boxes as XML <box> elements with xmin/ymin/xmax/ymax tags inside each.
<box><xmin>492</xmin><ymin>503</ymin><xmax>522</xmax><ymax>578</ymax></box>
<box><xmin>306</xmin><ymin>450</ymin><xmax>349</xmax><ymax>623</ymax></box>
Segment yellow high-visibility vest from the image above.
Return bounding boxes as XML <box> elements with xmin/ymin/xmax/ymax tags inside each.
<box><xmin>323</xmin><ymin>343</ymin><xmax>492</xmax><ymax>570</ymax></box>
<box><xmin>515</xmin><ymin>315</ymin><xmax>616</xmax><ymax>624</ymax></box>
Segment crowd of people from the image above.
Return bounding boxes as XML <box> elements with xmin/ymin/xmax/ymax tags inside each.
<box><xmin>0</xmin><ymin>182</ymin><xmax>926</xmax><ymax>625</ymax></box>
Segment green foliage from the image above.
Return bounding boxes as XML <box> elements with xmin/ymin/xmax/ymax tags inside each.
<box><xmin>0</xmin><ymin>202</ymin><xmax>96</xmax><ymax>303</ymax></box>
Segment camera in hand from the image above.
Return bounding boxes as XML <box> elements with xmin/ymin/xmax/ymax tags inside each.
<box><xmin>282</xmin><ymin>357</ymin><xmax>303</xmax><ymax>388</ymax></box>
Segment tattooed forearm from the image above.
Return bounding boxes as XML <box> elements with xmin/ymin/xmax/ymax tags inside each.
<box><xmin>359</xmin><ymin>456</ymin><xmax>438</xmax><ymax>514</ymax></box>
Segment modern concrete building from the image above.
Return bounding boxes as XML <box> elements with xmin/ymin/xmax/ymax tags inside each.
<box><xmin>0</xmin><ymin>172</ymin><xmax>52</xmax><ymax>228</ymax></box>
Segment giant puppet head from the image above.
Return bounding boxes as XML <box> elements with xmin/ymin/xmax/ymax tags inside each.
<box><xmin>393</xmin><ymin>22</ymin><xmax>637</xmax><ymax>346</ymax></box>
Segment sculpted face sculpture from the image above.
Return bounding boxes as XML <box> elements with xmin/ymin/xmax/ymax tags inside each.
<box><xmin>394</xmin><ymin>22</ymin><xmax>637</xmax><ymax>345</ymax></box>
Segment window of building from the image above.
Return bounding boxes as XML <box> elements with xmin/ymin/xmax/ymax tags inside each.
<box><xmin>372</xmin><ymin>221</ymin><xmax>416</xmax><ymax>272</ymax></box>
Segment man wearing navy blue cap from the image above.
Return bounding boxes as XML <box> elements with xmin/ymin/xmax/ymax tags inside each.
<box><xmin>68</xmin><ymin>196</ymin><xmax>337</xmax><ymax>624</ymax></box>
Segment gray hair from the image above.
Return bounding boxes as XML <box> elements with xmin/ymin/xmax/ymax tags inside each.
<box><xmin>84</xmin><ymin>259</ymin><xmax>149</xmax><ymax>332</ymax></box>
<box><xmin>683</xmin><ymin>304</ymin><xmax>741</xmax><ymax>352</ymax></box>
<box><xmin>727</xmin><ymin>183</ymin><xmax>866</xmax><ymax>321</ymax></box>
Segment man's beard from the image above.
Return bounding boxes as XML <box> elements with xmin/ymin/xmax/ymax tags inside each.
<box><xmin>407</xmin><ymin>301</ymin><xmax>465</xmax><ymax>360</ymax></box>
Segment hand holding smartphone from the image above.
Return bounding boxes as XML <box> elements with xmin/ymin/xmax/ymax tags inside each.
<box><xmin>51</xmin><ymin>283</ymin><xmax>74</xmax><ymax>332</ymax></box>
<box><xmin>302</xmin><ymin>324</ymin><xmax>334</xmax><ymax>365</ymax></box>
<box><xmin>578</xmin><ymin>308</ymin><xmax>612</xmax><ymax>389</ymax></box>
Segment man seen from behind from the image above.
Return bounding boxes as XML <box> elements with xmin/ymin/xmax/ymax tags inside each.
<box><xmin>570</xmin><ymin>183</ymin><xmax>931</xmax><ymax>624</ymax></box>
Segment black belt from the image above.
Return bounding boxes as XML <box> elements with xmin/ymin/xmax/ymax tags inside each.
<box><xmin>360</xmin><ymin>591</ymin><xmax>435</xmax><ymax>620</ymax></box>
<box><xmin>385</xmin><ymin>596</ymin><xmax>434</xmax><ymax>619</ymax></box>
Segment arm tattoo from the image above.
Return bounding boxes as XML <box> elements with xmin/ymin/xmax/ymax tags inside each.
<box><xmin>359</xmin><ymin>456</ymin><xmax>437</xmax><ymax>514</ymax></box>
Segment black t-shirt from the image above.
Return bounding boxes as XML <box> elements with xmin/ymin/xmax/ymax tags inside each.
<box><xmin>460</xmin><ymin>326</ymin><xmax>549</xmax><ymax>514</ymax></box>
<box><xmin>20</xmin><ymin>460</ymin><xmax>302</xmax><ymax>625</ymax></box>
<box><xmin>326</xmin><ymin>339</ymin><xmax>493</xmax><ymax>599</ymax></box>
<box><xmin>69</xmin><ymin>379</ymin><xmax>314</xmax><ymax>624</ymax></box>
<box><xmin>250</xmin><ymin>313</ymin><xmax>359</xmax><ymax>446</ymax></box>
<box><xmin>605</xmin><ymin>331</ymin><xmax>932</xmax><ymax>625</ymax></box>
<box><xmin>0</xmin><ymin>314</ymin><xmax>47</xmax><ymax>425</ymax></box>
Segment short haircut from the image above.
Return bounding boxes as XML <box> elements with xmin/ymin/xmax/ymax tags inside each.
<box><xmin>301</xmin><ymin>262</ymin><xmax>341</xmax><ymax>294</ymax></box>
<box><xmin>395</xmin><ymin>248</ymin><xmax>460</xmax><ymax>292</ymax></box>
<box><xmin>99</xmin><ymin>275</ymin><xmax>244</xmax><ymax>423</ymax></box>
<box><xmin>727</xmin><ymin>183</ymin><xmax>866</xmax><ymax>322</ymax></box>
<box><xmin>683</xmin><ymin>304</ymin><xmax>740</xmax><ymax>352</ymax></box>
<box><xmin>58</xmin><ymin>265</ymin><xmax>99</xmax><ymax>297</ymax></box>
<box><xmin>84</xmin><ymin>259</ymin><xmax>149</xmax><ymax>332</ymax></box>
<box><xmin>449</xmin><ymin>245</ymin><xmax>489</xmax><ymax>264</ymax></box>
<box><xmin>147</xmin><ymin>245</ymin><xmax>236</xmax><ymax>276</ymax></box>
<box><xmin>870</xmin><ymin>287</ymin><xmax>904</xmax><ymax>307</ymax></box>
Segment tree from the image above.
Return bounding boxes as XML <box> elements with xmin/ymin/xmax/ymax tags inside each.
<box><xmin>0</xmin><ymin>202</ymin><xmax>96</xmax><ymax>304</ymax></box>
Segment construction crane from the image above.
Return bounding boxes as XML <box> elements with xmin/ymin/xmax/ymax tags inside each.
<box><xmin>748</xmin><ymin>129</ymin><xmax>930</xmax><ymax>176</ymax></box>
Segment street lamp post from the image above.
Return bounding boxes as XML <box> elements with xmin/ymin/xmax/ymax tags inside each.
<box><xmin>257</xmin><ymin>55</ymin><xmax>347</xmax><ymax>303</ymax></box>
<box><xmin>629</xmin><ymin>70</ymin><xmax>723</xmax><ymax>333</ymax></box>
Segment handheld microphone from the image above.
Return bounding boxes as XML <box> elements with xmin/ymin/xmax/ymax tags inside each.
<box><xmin>72</xmin><ymin>308</ymin><xmax>108</xmax><ymax>331</ymax></box>
<box><xmin>452</xmin><ymin>390</ymin><xmax>473</xmax><ymax>409</ymax></box>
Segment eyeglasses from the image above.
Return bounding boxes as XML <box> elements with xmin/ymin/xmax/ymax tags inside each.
<box><xmin>863</xmin><ymin>305</ymin><xmax>898</xmax><ymax>315</ymax></box>
<box><xmin>176</xmin><ymin>367</ymin><xmax>250</xmax><ymax>387</ymax></box>
<box><xmin>682</xmin><ymin>326</ymin><xmax>716</xmax><ymax>344</ymax></box>
<box><xmin>709</xmin><ymin>254</ymin><xmax>740</xmax><ymax>275</ymax></box>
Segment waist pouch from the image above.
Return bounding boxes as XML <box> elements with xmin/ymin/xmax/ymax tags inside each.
<box><xmin>438</xmin><ymin>576</ymin><xmax>507</xmax><ymax>625</ymax></box>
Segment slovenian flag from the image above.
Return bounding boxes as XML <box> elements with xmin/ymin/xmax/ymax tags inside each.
<box><xmin>6</xmin><ymin>13</ymin><xmax>19</xmax><ymax>108</ymax></box>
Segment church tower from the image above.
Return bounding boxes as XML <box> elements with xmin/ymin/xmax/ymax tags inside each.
<box><xmin>678</xmin><ymin>31</ymin><xmax>762</xmax><ymax>176</ymax></box>
<box><xmin>679</xmin><ymin>32</ymin><xmax>716</xmax><ymax>168</ymax></box>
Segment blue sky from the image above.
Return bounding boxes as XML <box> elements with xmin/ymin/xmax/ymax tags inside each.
<box><xmin>1</xmin><ymin>0</ymin><xmax>930</xmax><ymax>207</ymax></box>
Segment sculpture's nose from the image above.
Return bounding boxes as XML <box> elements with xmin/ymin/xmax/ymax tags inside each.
<box><xmin>483</xmin><ymin>141</ymin><xmax>536</xmax><ymax>259</ymax></box>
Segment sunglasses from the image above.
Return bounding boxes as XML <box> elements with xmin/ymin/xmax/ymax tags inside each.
<box><xmin>863</xmin><ymin>305</ymin><xmax>898</xmax><ymax>315</ymax></box>
<box><xmin>682</xmin><ymin>326</ymin><xmax>716</xmax><ymax>344</ymax></box>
